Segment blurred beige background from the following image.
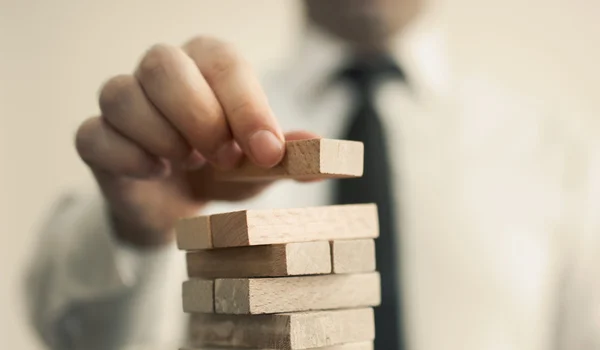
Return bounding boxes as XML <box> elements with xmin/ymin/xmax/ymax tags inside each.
<box><xmin>0</xmin><ymin>0</ymin><xmax>597</xmax><ymax>348</ymax></box>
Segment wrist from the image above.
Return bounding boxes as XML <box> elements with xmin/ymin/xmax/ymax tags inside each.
<box><xmin>108</xmin><ymin>209</ymin><xmax>175</xmax><ymax>248</ymax></box>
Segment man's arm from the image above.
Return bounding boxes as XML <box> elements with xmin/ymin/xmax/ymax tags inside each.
<box><xmin>22</xmin><ymin>192</ymin><xmax>188</xmax><ymax>349</ymax></box>
<box><xmin>22</xmin><ymin>36</ymin><xmax>315</xmax><ymax>349</ymax></box>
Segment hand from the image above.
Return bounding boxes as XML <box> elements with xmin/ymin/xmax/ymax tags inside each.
<box><xmin>75</xmin><ymin>37</ymin><xmax>314</xmax><ymax>247</ymax></box>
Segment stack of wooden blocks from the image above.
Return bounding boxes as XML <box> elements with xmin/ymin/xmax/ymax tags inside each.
<box><xmin>176</xmin><ymin>139</ymin><xmax>381</xmax><ymax>350</ymax></box>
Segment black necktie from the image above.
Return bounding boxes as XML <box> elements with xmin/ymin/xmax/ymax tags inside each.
<box><xmin>333</xmin><ymin>56</ymin><xmax>405</xmax><ymax>350</ymax></box>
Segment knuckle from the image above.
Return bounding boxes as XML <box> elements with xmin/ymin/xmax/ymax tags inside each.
<box><xmin>184</xmin><ymin>35</ymin><xmax>243</xmax><ymax>84</ymax></box>
<box><xmin>137</xmin><ymin>43</ymin><xmax>176</xmax><ymax>81</ymax></box>
<box><xmin>127</xmin><ymin>155</ymin><xmax>153</xmax><ymax>176</ymax></box>
<box><xmin>194</xmin><ymin>114</ymin><xmax>230</xmax><ymax>157</ymax></box>
<box><xmin>158</xmin><ymin>137</ymin><xmax>189</xmax><ymax>159</ymax></box>
<box><xmin>190</xmin><ymin>39</ymin><xmax>240</xmax><ymax>82</ymax></box>
<box><xmin>98</xmin><ymin>75</ymin><xmax>136</xmax><ymax>116</ymax></box>
<box><xmin>195</xmin><ymin>98</ymin><xmax>225</xmax><ymax>126</ymax></box>
<box><xmin>74</xmin><ymin>117</ymin><xmax>101</xmax><ymax>163</ymax></box>
<box><xmin>205</xmin><ymin>42</ymin><xmax>239</xmax><ymax>79</ymax></box>
<box><xmin>230</xmin><ymin>99</ymin><xmax>263</xmax><ymax>124</ymax></box>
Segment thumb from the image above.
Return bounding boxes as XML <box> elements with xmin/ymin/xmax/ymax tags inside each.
<box><xmin>186</xmin><ymin>130</ymin><xmax>322</xmax><ymax>200</ymax></box>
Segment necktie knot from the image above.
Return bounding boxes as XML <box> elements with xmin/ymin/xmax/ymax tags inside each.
<box><xmin>338</xmin><ymin>55</ymin><xmax>405</xmax><ymax>93</ymax></box>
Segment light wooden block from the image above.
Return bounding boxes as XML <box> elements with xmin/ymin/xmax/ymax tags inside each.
<box><xmin>187</xmin><ymin>241</ymin><xmax>331</xmax><ymax>278</ymax></box>
<box><xmin>176</xmin><ymin>204</ymin><xmax>378</xmax><ymax>250</ymax></box>
<box><xmin>189</xmin><ymin>308</ymin><xmax>375</xmax><ymax>349</ymax></box>
<box><xmin>180</xmin><ymin>341</ymin><xmax>373</xmax><ymax>350</ymax></box>
<box><xmin>212</xmin><ymin>272</ymin><xmax>380</xmax><ymax>315</ymax></box>
<box><xmin>211</xmin><ymin>203</ymin><xmax>379</xmax><ymax>248</ymax></box>
<box><xmin>214</xmin><ymin>138</ymin><xmax>364</xmax><ymax>181</ymax></box>
<box><xmin>176</xmin><ymin>216</ymin><xmax>212</xmax><ymax>250</ymax></box>
<box><xmin>331</xmin><ymin>239</ymin><xmax>376</xmax><ymax>274</ymax></box>
<box><xmin>182</xmin><ymin>279</ymin><xmax>214</xmax><ymax>313</ymax></box>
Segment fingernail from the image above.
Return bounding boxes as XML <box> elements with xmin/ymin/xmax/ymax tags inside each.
<box><xmin>248</xmin><ymin>130</ymin><xmax>284</xmax><ymax>167</ymax></box>
<box><xmin>215</xmin><ymin>141</ymin><xmax>243</xmax><ymax>170</ymax></box>
<box><xmin>184</xmin><ymin>151</ymin><xmax>206</xmax><ymax>170</ymax></box>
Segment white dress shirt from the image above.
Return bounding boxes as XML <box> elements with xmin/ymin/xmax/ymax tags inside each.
<box><xmin>22</xmin><ymin>25</ymin><xmax>600</xmax><ymax>350</ymax></box>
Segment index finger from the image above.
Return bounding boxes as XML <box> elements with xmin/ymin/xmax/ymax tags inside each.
<box><xmin>184</xmin><ymin>37</ymin><xmax>284</xmax><ymax>168</ymax></box>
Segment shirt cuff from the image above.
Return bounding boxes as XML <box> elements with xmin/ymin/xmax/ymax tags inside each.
<box><xmin>59</xmin><ymin>194</ymin><xmax>180</xmax><ymax>301</ymax></box>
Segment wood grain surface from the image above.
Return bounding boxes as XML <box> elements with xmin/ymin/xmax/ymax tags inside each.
<box><xmin>188</xmin><ymin>308</ymin><xmax>375</xmax><ymax>349</ymax></box>
<box><xmin>211</xmin><ymin>203</ymin><xmax>379</xmax><ymax>248</ymax></box>
<box><xmin>187</xmin><ymin>241</ymin><xmax>331</xmax><ymax>278</ymax></box>
<box><xmin>212</xmin><ymin>272</ymin><xmax>381</xmax><ymax>314</ymax></box>
<box><xmin>180</xmin><ymin>341</ymin><xmax>373</xmax><ymax>350</ymax></box>
<box><xmin>214</xmin><ymin>138</ymin><xmax>363</xmax><ymax>181</ymax></box>
<box><xmin>182</xmin><ymin>279</ymin><xmax>214</xmax><ymax>313</ymax></box>
<box><xmin>331</xmin><ymin>239</ymin><xmax>376</xmax><ymax>274</ymax></box>
<box><xmin>176</xmin><ymin>216</ymin><xmax>212</xmax><ymax>250</ymax></box>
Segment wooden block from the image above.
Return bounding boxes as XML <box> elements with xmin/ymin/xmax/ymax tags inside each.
<box><xmin>182</xmin><ymin>279</ymin><xmax>214</xmax><ymax>313</ymax></box>
<box><xmin>211</xmin><ymin>272</ymin><xmax>380</xmax><ymax>315</ymax></box>
<box><xmin>180</xmin><ymin>341</ymin><xmax>373</xmax><ymax>350</ymax></box>
<box><xmin>214</xmin><ymin>138</ymin><xmax>364</xmax><ymax>181</ymax></box>
<box><xmin>176</xmin><ymin>204</ymin><xmax>379</xmax><ymax>250</ymax></box>
<box><xmin>176</xmin><ymin>216</ymin><xmax>212</xmax><ymax>250</ymax></box>
<box><xmin>211</xmin><ymin>203</ymin><xmax>379</xmax><ymax>248</ymax></box>
<box><xmin>187</xmin><ymin>241</ymin><xmax>331</xmax><ymax>278</ymax></box>
<box><xmin>189</xmin><ymin>308</ymin><xmax>375</xmax><ymax>349</ymax></box>
<box><xmin>331</xmin><ymin>239</ymin><xmax>376</xmax><ymax>274</ymax></box>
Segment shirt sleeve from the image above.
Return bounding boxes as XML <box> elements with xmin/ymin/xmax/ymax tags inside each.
<box><xmin>22</xmin><ymin>192</ymin><xmax>188</xmax><ymax>350</ymax></box>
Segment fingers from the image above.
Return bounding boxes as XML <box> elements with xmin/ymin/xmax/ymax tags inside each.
<box><xmin>85</xmin><ymin>37</ymin><xmax>293</xmax><ymax>186</ymax></box>
<box><xmin>134</xmin><ymin>44</ymin><xmax>242</xmax><ymax>170</ymax></box>
<box><xmin>75</xmin><ymin>116</ymin><xmax>169</xmax><ymax>179</ymax></box>
<box><xmin>184</xmin><ymin>37</ymin><xmax>285</xmax><ymax>167</ymax></box>
<box><xmin>187</xmin><ymin>130</ymin><xmax>322</xmax><ymax>201</ymax></box>
<box><xmin>99</xmin><ymin>74</ymin><xmax>195</xmax><ymax>165</ymax></box>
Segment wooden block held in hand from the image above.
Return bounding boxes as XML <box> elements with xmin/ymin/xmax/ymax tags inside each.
<box><xmin>189</xmin><ymin>308</ymin><xmax>375</xmax><ymax>349</ymax></box>
<box><xmin>176</xmin><ymin>216</ymin><xmax>212</xmax><ymax>250</ymax></box>
<box><xmin>182</xmin><ymin>279</ymin><xmax>214</xmax><ymax>313</ymax></box>
<box><xmin>331</xmin><ymin>239</ymin><xmax>376</xmax><ymax>274</ymax></box>
<box><xmin>187</xmin><ymin>241</ymin><xmax>331</xmax><ymax>278</ymax></box>
<box><xmin>214</xmin><ymin>138</ymin><xmax>364</xmax><ymax>181</ymax></box>
<box><xmin>212</xmin><ymin>272</ymin><xmax>380</xmax><ymax>314</ymax></box>
<box><xmin>180</xmin><ymin>341</ymin><xmax>373</xmax><ymax>350</ymax></box>
<box><xmin>211</xmin><ymin>203</ymin><xmax>379</xmax><ymax>248</ymax></box>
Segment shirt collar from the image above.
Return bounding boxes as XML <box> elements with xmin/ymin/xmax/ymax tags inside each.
<box><xmin>281</xmin><ymin>22</ymin><xmax>450</xmax><ymax>104</ymax></box>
